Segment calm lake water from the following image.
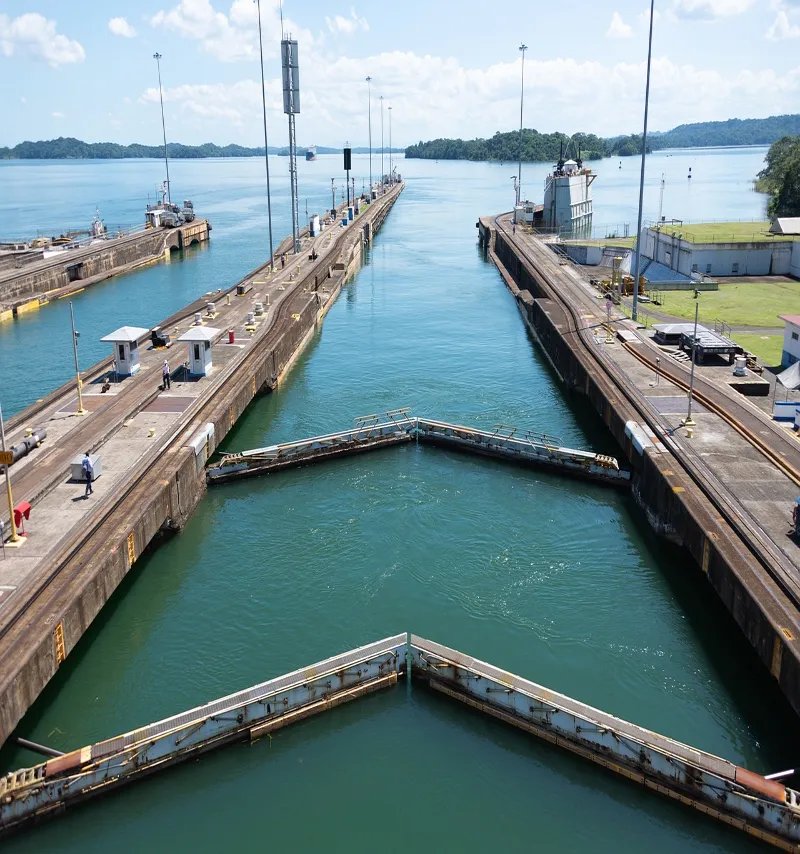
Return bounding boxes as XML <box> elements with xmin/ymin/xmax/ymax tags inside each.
<box><xmin>0</xmin><ymin>148</ymin><xmax>786</xmax><ymax>853</ymax></box>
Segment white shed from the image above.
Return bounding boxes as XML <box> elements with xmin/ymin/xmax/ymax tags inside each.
<box><xmin>770</xmin><ymin>218</ymin><xmax>800</xmax><ymax>236</ymax></box>
<box><xmin>178</xmin><ymin>326</ymin><xmax>221</xmax><ymax>376</ymax></box>
<box><xmin>100</xmin><ymin>326</ymin><xmax>149</xmax><ymax>376</ymax></box>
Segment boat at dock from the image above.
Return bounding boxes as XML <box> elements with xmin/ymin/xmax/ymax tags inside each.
<box><xmin>305</xmin><ymin>145</ymin><xmax>317</xmax><ymax>161</ymax></box>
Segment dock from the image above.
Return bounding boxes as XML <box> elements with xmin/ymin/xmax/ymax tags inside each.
<box><xmin>0</xmin><ymin>183</ymin><xmax>403</xmax><ymax>746</ymax></box>
<box><xmin>479</xmin><ymin>213</ymin><xmax>800</xmax><ymax>720</ymax></box>
<box><xmin>1</xmin><ymin>632</ymin><xmax>798</xmax><ymax>850</ymax></box>
<box><xmin>206</xmin><ymin>411</ymin><xmax>629</xmax><ymax>485</ymax></box>
<box><xmin>0</xmin><ymin>219</ymin><xmax>210</xmax><ymax>320</ymax></box>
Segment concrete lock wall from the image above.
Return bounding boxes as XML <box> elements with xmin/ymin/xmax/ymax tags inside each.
<box><xmin>0</xmin><ymin>190</ymin><xmax>401</xmax><ymax>746</ymax></box>
<box><xmin>790</xmin><ymin>242</ymin><xmax>800</xmax><ymax>279</ymax></box>
<box><xmin>485</xmin><ymin>222</ymin><xmax>800</xmax><ymax>719</ymax></box>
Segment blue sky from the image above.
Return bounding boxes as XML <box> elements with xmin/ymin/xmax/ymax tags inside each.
<box><xmin>1</xmin><ymin>0</ymin><xmax>798</xmax><ymax>148</ymax></box>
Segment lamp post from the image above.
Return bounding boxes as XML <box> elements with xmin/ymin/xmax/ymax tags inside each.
<box><xmin>152</xmin><ymin>52</ymin><xmax>171</xmax><ymax>204</ymax></box>
<box><xmin>388</xmin><ymin>105</ymin><xmax>392</xmax><ymax>183</ymax></box>
<box><xmin>683</xmin><ymin>298</ymin><xmax>699</xmax><ymax>428</ymax></box>
<box><xmin>380</xmin><ymin>95</ymin><xmax>384</xmax><ymax>192</ymax></box>
<box><xmin>255</xmin><ymin>0</ymin><xmax>275</xmax><ymax>269</ymax></box>
<box><xmin>631</xmin><ymin>0</ymin><xmax>656</xmax><ymax>323</ymax></box>
<box><xmin>0</xmin><ymin>402</ymin><xmax>20</xmax><ymax>547</ymax></box>
<box><xmin>70</xmin><ymin>301</ymin><xmax>86</xmax><ymax>415</ymax></box>
<box><xmin>331</xmin><ymin>177</ymin><xmax>336</xmax><ymax>215</ymax></box>
<box><xmin>517</xmin><ymin>43</ymin><xmax>527</xmax><ymax>209</ymax></box>
<box><xmin>366</xmin><ymin>76</ymin><xmax>373</xmax><ymax>194</ymax></box>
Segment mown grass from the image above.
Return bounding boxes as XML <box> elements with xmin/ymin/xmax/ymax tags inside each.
<box><xmin>654</xmin><ymin>280</ymin><xmax>800</xmax><ymax>327</ymax></box>
<box><xmin>733</xmin><ymin>333</ymin><xmax>783</xmax><ymax>367</ymax></box>
<box><xmin>666</xmin><ymin>221</ymin><xmax>795</xmax><ymax>244</ymax></box>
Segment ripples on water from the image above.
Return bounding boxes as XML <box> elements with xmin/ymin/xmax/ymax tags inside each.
<box><xmin>0</xmin><ymin>151</ymin><xmax>787</xmax><ymax>854</ymax></box>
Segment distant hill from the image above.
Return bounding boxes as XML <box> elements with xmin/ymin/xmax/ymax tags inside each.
<box><xmin>405</xmin><ymin>114</ymin><xmax>800</xmax><ymax>163</ymax></box>
<box><xmin>0</xmin><ymin>137</ymin><xmax>404</xmax><ymax>160</ymax></box>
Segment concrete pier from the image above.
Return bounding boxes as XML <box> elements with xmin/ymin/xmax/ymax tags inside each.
<box><xmin>480</xmin><ymin>213</ymin><xmax>800</xmax><ymax>719</ymax></box>
<box><xmin>0</xmin><ymin>219</ymin><xmax>210</xmax><ymax>320</ymax></box>
<box><xmin>0</xmin><ymin>184</ymin><xmax>402</xmax><ymax>745</ymax></box>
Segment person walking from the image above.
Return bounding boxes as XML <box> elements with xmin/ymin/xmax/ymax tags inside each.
<box><xmin>162</xmin><ymin>359</ymin><xmax>171</xmax><ymax>390</ymax></box>
<box><xmin>82</xmin><ymin>451</ymin><xmax>94</xmax><ymax>497</ymax></box>
<box><xmin>281</xmin><ymin>253</ymin><xmax>286</xmax><ymax>269</ymax></box>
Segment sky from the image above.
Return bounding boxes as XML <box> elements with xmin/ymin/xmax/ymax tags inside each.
<box><xmin>0</xmin><ymin>0</ymin><xmax>798</xmax><ymax>149</ymax></box>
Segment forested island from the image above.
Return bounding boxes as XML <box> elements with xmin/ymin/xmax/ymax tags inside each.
<box><xmin>404</xmin><ymin>114</ymin><xmax>800</xmax><ymax>163</ymax></box>
<box><xmin>0</xmin><ymin>138</ymin><xmax>403</xmax><ymax>160</ymax></box>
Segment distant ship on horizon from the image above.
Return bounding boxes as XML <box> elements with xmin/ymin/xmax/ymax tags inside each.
<box><xmin>305</xmin><ymin>145</ymin><xmax>317</xmax><ymax>162</ymax></box>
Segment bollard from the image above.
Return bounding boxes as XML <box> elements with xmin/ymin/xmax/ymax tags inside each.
<box><xmin>226</xmin><ymin>293</ymin><xmax>231</xmax><ymax>305</ymax></box>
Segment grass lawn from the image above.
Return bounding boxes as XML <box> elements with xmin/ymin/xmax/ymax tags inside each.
<box><xmin>655</xmin><ymin>280</ymin><xmax>800</xmax><ymax>327</ymax></box>
<box><xmin>669</xmin><ymin>222</ymin><xmax>795</xmax><ymax>244</ymax></box>
<box><xmin>577</xmin><ymin>236</ymin><xmax>637</xmax><ymax>248</ymax></box>
<box><xmin>733</xmin><ymin>333</ymin><xmax>783</xmax><ymax>367</ymax></box>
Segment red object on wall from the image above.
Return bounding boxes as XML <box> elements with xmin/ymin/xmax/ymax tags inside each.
<box><xmin>13</xmin><ymin>501</ymin><xmax>31</xmax><ymax>536</ymax></box>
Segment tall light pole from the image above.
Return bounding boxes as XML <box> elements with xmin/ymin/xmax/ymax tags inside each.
<box><xmin>632</xmin><ymin>0</ymin><xmax>656</xmax><ymax>323</ymax></box>
<box><xmin>366</xmin><ymin>76</ymin><xmax>373</xmax><ymax>194</ymax></box>
<box><xmin>517</xmin><ymin>43</ymin><xmax>527</xmax><ymax>209</ymax></box>
<box><xmin>683</xmin><ymin>298</ymin><xmax>699</xmax><ymax>428</ymax></box>
<box><xmin>331</xmin><ymin>177</ymin><xmax>336</xmax><ymax>215</ymax></box>
<box><xmin>153</xmin><ymin>52</ymin><xmax>171</xmax><ymax>204</ymax></box>
<box><xmin>256</xmin><ymin>0</ymin><xmax>275</xmax><ymax>268</ymax></box>
<box><xmin>70</xmin><ymin>301</ymin><xmax>86</xmax><ymax>415</ymax></box>
<box><xmin>0</xmin><ymin>402</ymin><xmax>21</xmax><ymax>547</ymax></box>
<box><xmin>388</xmin><ymin>105</ymin><xmax>392</xmax><ymax>183</ymax></box>
<box><xmin>380</xmin><ymin>95</ymin><xmax>384</xmax><ymax>191</ymax></box>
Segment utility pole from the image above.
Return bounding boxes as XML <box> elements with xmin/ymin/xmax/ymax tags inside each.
<box><xmin>0</xmin><ymin>402</ymin><xmax>21</xmax><ymax>547</ymax></box>
<box><xmin>70</xmin><ymin>301</ymin><xmax>86</xmax><ymax>415</ymax></box>
<box><xmin>632</xmin><ymin>0</ymin><xmax>656</xmax><ymax>323</ymax></box>
<box><xmin>366</xmin><ymin>76</ymin><xmax>373</xmax><ymax>195</ymax></box>
<box><xmin>153</xmin><ymin>53</ymin><xmax>171</xmax><ymax>204</ymax></box>
<box><xmin>256</xmin><ymin>0</ymin><xmax>275</xmax><ymax>268</ymax></box>
<box><xmin>331</xmin><ymin>177</ymin><xmax>336</xmax><ymax>215</ymax></box>
<box><xmin>683</xmin><ymin>299</ymin><xmax>699</xmax><ymax>428</ymax></box>
<box><xmin>380</xmin><ymin>95</ymin><xmax>384</xmax><ymax>192</ymax></box>
<box><xmin>388</xmin><ymin>105</ymin><xmax>393</xmax><ymax>183</ymax></box>
<box><xmin>517</xmin><ymin>44</ymin><xmax>527</xmax><ymax>210</ymax></box>
<box><xmin>281</xmin><ymin>37</ymin><xmax>301</xmax><ymax>253</ymax></box>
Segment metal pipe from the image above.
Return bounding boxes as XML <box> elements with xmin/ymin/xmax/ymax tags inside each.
<box><xmin>366</xmin><ymin>76</ymin><xmax>372</xmax><ymax>194</ymax></box>
<box><xmin>15</xmin><ymin>738</ymin><xmax>64</xmax><ymax>759</ymax></box>
<box><xmin>517</xmin><ymin>44</ymin><xmax>527</xmax><ymax>209</ymax></box>
<box><xmin>153</xmin><ymin>53</ymin><xmax>171</xmax><ymax>204</ymax></box>
<box><xmin>256</xmin><ymin>0</ymin><xmax>275</xmax><ymax>268</ymax></box>
<box><xmin>69</xmin><ymin>301</ymin><xmax>86</xmax><ymax>415</ymax></box>
<box><xmin>765</xmin><ymin>769</ymin><xmax>796</xmax><ymax>781</ymax></box>
<box><xmin>631</xmin><ymin>0</ymin><xmax>655</xmax><ymax>322</ymax></box>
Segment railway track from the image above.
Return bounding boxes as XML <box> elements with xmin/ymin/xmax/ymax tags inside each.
<box><xmin>0</xmin><ymin>196</ymin><xmax>396</xmax><ymax>653</ymax></box>
<box><xmin>493</xmin><ymin>216</ymin><xmax>800</xmax><ymax>612</ymax></box>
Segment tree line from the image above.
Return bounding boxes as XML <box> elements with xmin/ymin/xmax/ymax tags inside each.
<box><xmin>0</xmin><ymin>137</ymin><xmax>405</xmax><ymax>160</ymax></box>
<box><xmin>404</xmin><ymin>114</ymin><xmax>800</xmax><ymax>163</ymax></box>
<box><xmin>757</xmin><ymin>136</ymin><xmax>800</xmax><ymax>218</ymax></box>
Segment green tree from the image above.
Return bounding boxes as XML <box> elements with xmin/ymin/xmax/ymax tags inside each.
<box><xmin>758</xmin><ymin>136</ymin><xmax>800</xmax><ymax>217</ymax></box>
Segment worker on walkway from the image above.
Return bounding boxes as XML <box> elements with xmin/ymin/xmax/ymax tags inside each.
<box><xmin>162</xmin><ymin>360</ymin><xmax>171</xmax><ymax>390</ymax></box>
<box><xmin>82</xmin><ymin>452</ymin><xmax>94</xmax><ymax>497</ymax></box>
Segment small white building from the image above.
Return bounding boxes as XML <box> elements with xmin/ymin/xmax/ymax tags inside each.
<box><xmin>178</xmin><ymin>326</ymin><xmax>221</xmax><ymax>377</ymax></box>
<box><xmin>100</xmin><ymin>326</ymin><xmax>149</xmax><ymax>377</ymax></box>
<box><xmin>780</xmin><ymin>315</ymin><xmax>800</xmax><ymax>367</ymax></box>
<box><xmin>770</xmin><ymin>218</ymin><xmax>800</xmax><ymax>236</ymax></box>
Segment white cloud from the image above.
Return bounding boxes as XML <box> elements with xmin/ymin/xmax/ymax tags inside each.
<box><xmin>109</xmin><ymin>17</ymin><xmax>137</xmax><ymax>38</ymax></box>
<box><xmin>766</xmin><ymin>9</ymin><xmax>800</xmax><ymax>37</ymax></box>
<box><xmin>0</xmin><ymin>13</ymin><xmax>85</xmax><ymax>66</ymax></box>
<box><xmin>52</xmin><ymin>111</ymin><xmax>65</xmax><ymax>119</ymax></box>
<box><xmin>606</xmin><ymin>12</ymin><xmax>634</xmax><ymax>38</ymax></box>
<box><xmin>20</xmin><ymin>96</ymin><xmax>26</xmax><ymax>104</ymax></box>
<box><xmin>672</xmin><ymin>0</ymin><xmax>755</xmax><ymax>18</ymax></box>
<box><xmin>137</xmin><ymin>52</ymin><xmax>800</xmax><ymax>145</ymax></box>
<box><xmin>326</xmin><ymin>8</ymin><xmax>369</xmax><ymax>35</ymax></box>
<box><xmin>150</xmin><ymin>0</ymin><xmax>314</xmax><ymax>62</ymax></box>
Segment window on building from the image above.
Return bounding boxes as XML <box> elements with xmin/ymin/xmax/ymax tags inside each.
<box><xmin>118</xmin><ymin>344</ymin><xmax>125</xmax><ymax>361</ymax></box>
<box><xmin>706</xmin><ymin>264</ymin><xmax>712</xmax><ymax>274</ymax></box>
<box><xmin>665</xmin><ymin>251</ymin><xmax>671</xmax><ymax>266</ymax></box>
<box><xmin>732</xmin><ymin>262</ymin><xmax>739</xmax><ymax>274</ymax></box>
<box><xmin>691</xmin><ymin>263</ymin><xmax>698</xmax><ymax>273</ymax></box>
<box><xmin>792</xmin><ymin>332</ymin><xmax>799</xmax><ymax>341</ymax></box>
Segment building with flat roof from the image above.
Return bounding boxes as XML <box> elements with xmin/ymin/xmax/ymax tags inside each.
<box><xmin>779</xmin><ymin>314</ymin><xmax>800</xmax><ymax>367</ymax></box>
<box><xmin>640</xmin><ymin>223</ymin><xmax>800</xmax><ymax>279</ymax></box>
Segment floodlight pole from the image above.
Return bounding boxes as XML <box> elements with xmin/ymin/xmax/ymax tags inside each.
<box><xmin>366</xmin><ymin>76</ymin><xmax>373</xmax><ymax>194</ymax></box>
<box><xmin>683</xmin><ymin>299</ymin><xmax>699</xmax><ymax>427</ymax></box>
<box><xmin>70</xmin><ymin>301</ymin><xmax>86</xmax><ymax>415</ymax></box>
<box><xmin>0</xmin><ymin>403</ymin><xmax>19</xmax><ymax>545</ymax></box>
<box><xmin>632</xmin><ymin>0</ymin><xmax>656</xmax><ymax>323</ymax></box>
<box><xmin>256</xmin><ymin>0</ymin><xmax>275</xmax><ymax>268</ymax></box>
<box><xmin>380</xmin><ymin>95</ymin><xmax>384</xmax><ymax>192</ymax></box>
<box><xmin>517</xmin><ymin>44</ymin><xmax>527</xmax><ymax>208</ymax></box>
